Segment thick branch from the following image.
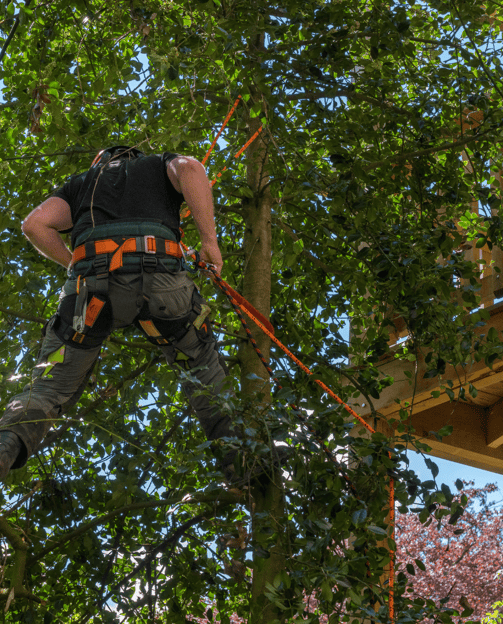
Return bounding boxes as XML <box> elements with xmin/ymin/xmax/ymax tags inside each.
<box><xmin>0</xmin><ymin>517</ymin><xmax>29</xmax><ymax>600</ymax></box>
<box><xmin>0</xmin><ymin>517</ymin><xmax>27</xmax><ymax>552</ymax></box>
<box><xmin>40</xmin><ymin>356</ymin><xmax>163</xmax><ymax>449</ymax></box>
<box><xmin>31</xmin><ymin>490</ymin><xmax>241</xmax><ymax>563</ymax></box>
<box><xmin>0</xmin><ymin>0</ymin><xmax>33</xmax><ymax>63</ymax></box>
<box><xmin>364</xmin><ymin>128</ymin><xmax>497</xmax><ymax>171</ymax></box>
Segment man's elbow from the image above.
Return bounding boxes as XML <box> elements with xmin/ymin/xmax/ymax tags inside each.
<box><xmin>22</xmin><ymin>216</ymin><xmax>33</xmax><ymax>238</ymax></box>
<box><xmin>22</xmin><ymin>214</ymin><xmax>38</xmax><ymax>239</ymax></box>
<box><xmin>21</xmin><ymin>212</ymin><xmax>48</xmax><ymax>242</ymax></box>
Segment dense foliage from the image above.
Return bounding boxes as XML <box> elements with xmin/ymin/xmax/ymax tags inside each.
<box><xmin>188</xmin><ymin>483</ymin><xmax>503</xmax><ymax>623</ymax></box>
<box><xmin>1</xmin><ymin>0</ymin><xmax>503</xmax><ymax>622</ymax></box>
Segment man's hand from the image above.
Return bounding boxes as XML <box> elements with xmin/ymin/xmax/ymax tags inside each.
<box><xmin>200</xmin><ymin>241</ymin><xmax>223</xmax><ymax>275</ymax></box>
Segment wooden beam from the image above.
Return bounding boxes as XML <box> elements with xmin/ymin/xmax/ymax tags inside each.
<box><xmin>487</xmin><ymin>399</ymin><xmax>503</xmax><ymax>448</ymax></box>
<box><xmin>409</xmin><ymin>402</ymin><xmax>503</xmax><ymax>474</ymax></box>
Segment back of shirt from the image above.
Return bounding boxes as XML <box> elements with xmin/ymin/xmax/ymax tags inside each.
<box><xmin>53</xmin><ymin>152</ymin><xmax>184</xmax><ymax>247</ymax></box>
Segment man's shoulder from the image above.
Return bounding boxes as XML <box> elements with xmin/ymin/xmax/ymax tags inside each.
<box><xmin>158</xmin><ymin>152</ymin><xmax>179</xmax><ymax>165</ymax></box>
<box><xmin>52</xmin><ymin>170</ymin><xmax>87</xmax><ymax>197</ymax></box>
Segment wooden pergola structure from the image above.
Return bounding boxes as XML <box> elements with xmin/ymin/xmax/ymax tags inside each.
<box><xmin>351</xmin><ymin>110</ymin><xmax>503</xmax><ymax>474</ymax></box>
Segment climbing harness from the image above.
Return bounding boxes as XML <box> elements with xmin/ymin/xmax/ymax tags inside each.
<box><xmin>71</xmin><ymin>236</ymin><xmax>183</xmax><ymax>270</ymax></box>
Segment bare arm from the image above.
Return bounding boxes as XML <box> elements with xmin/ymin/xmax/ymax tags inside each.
<box><xmin>167</xmin><ymin>156</ymin><xmax>223</xmax><ymax>275</ymax></box>
<box><xmin>22</xmin><ymin>197</ymin><xmax>73</xmax><ymax>269</ymax></box>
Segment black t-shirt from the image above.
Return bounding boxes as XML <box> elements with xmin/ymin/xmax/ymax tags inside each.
<box><xmin>53</xmin><ymin>152</ymin><xmax>184</xmax><ymax>247</ymax></box>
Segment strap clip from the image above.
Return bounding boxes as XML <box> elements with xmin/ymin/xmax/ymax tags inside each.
<box><xmin>144</xmin><ymin>235</ymin><xmax>156</xmax><ymax>254</ymax></box>
<box><xmin>142</xmin><ymin>255</ymin><xmax>158</xmax><ymax>273</ymax></box>
<box><xmin>93</xmin><ymin>255</ymin><xmax>108</xmax><ymax>272</ymax></box>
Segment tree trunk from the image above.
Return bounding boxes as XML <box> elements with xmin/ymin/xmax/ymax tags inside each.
<box><xmin>239</xmin><ymin>115</ymin><xmax>286</xmax><ymax>624</ymax></box>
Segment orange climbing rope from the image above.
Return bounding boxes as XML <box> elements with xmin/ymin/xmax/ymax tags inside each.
<box><xmin>202</xmin><ymin>95</ymin><xmax>242</xmax><ymax>166</ymax></box>
<box><xmin>192</xmin><ymin>103</ymin><xmax>396</xmax><ymax>619</ymax></box>
<box><xmin>209</xmin><ymin>126</ymin><xmax>263</xmax><ymax>187</ymax></box>
<box><xmin>210</xmin><ymin>264</ymin><xmax>396</xmax><ymax>619</ymax></box>
<box><xmin>190</xmin><ymin>253</ymin><xmax>396</xmax><ymax>618</ymax></box>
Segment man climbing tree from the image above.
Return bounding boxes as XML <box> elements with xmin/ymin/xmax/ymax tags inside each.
<box><xmin>0</xmin><ymin>145</ymin><xmax>240</xmax><ymax>480</ymax></box>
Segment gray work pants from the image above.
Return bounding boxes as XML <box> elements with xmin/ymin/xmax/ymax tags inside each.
<box><xmin>0</xmin><ymin>270</ymin><xmax>235</xmax><ymax>469</ymax></box>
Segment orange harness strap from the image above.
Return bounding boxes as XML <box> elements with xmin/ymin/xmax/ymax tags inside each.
<box><xmin>72</xmin><ymin>237</ymin><xmax>183</xmax><ymax>270</ymax></box>
<box><xmin>84</xmin><ymin>296</ymin><xmax>105</xmax><ymax>328</ymax></box>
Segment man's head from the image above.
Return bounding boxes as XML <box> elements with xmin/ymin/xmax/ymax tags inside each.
<box><xmin>91</xmin><ymin>146</ymin><xmax>145</xmax><ymax>168</ymax></box>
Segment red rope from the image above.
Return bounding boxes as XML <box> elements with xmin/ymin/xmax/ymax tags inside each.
<box><xmin>202</xmin><ymin>95</ymin><xmax>242</xmax><ymax>166</ymax></box>
<box><xmin>201</xmin><ymin>262</ymin><xmax>395</xmax><ymax>618</ymax></box>
<box><xmin>186</xmin><ymin>96</ymin><xmax>395</xmax><ymax>614</ymax></box>
<box><xmin>210</xmin><ymin>126</ymin><xmax>264</xmax><ymax>187</ymax></box>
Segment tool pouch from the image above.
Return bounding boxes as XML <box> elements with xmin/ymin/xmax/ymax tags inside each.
<box><xmin>53</xmin><ymin>278</ymin><xmax>113</xmax><ymax>349</ymax></box>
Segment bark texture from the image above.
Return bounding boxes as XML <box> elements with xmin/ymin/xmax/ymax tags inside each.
<box><xmin>239</xmin><ymin>114</ymin><xmax>286</xmax><ymax>623</ymax></box>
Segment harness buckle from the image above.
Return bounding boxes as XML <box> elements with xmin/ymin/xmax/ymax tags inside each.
<box><xmin>144</xmin><ymin>235</ymin><xmax>156</xmax><ymax>254</ymax></box>
<box><xmin>142</xmin><ymin>255</ymin><xmax>158</xmax><ymax>273</ymax></box>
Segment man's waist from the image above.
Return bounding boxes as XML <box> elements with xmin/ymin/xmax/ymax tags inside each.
<box><xmin>73</xmin><ymin>220</ymin><xmax>179</xmax><ymax>248</ymax></box>
<box><xmin>72</xmin><ymin>235</ymin><xmax>183</xmax><ymax>269</ymax></box>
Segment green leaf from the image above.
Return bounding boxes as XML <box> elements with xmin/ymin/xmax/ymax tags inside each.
<box><xmin>425</xmin><ymin>458</ymin><xmax>439</xmax><ymax>478</ymax></box>
<box><xmin>352</xmin><ymin>508</ymin><xmax>367</xmax><ymax>525</ymax></box>
<box><xmin>321</xmin><ymin>580</ymin><xmax>333</xmax><ymax>602</ymax></box>
<box><xmin>367</xmin><ymin>525</ymin><xmax>387</xmax><ymax>536</ymax></box>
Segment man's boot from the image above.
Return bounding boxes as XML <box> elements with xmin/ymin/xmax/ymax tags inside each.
<box><xmin>0</xmin><ymin>431</ymin><xmax>22</xmax><ymax>480</ymax></box>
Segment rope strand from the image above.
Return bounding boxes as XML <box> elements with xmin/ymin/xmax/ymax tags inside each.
<box><xmin>201</xmin><ymin>261</ymin><xmax>395</xmax><ymax>618</ymax></box>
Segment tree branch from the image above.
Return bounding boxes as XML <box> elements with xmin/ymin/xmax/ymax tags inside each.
<box><xmin>1</xmin><ymin>149</ymin><xmax>96</xmax><ymax>162</ymax></box>
<box><xmin>0</xmin><ymin>517</ymin><xmax>35</xmax><ymax>605</ymax></box>
<box><xmin>2</xmin><ymin>481</ymin><xmax>42</xmax><ymax>517</ymax></box>
<box><xmin>108</xmin><ymin>337</ymin><xmax>154</xmax><ymax>351</ymax></box>
<box><xmin>0</xmin><ymin>0</ymin><xmax>33</xmax><ymax>64</ymax></box>
<box><xmin>31</xmin><ymin>490</ymin><xmax>242</xmax><ymax>563</ymax></box>
<box><xmin>78</xmin><ymin>511</ymin><xmax>218</xmax><ymax>624</ymax></box>
<box><xmin>40</xmin><ymin>356</ymin><xmax>163</xmax><ymax>450</ymax></box>
<box><xmin>286</xmin><ymin>90</ymin><xmax>412</xmax><ymax>117</ymax></box>
<box><xmin>364</xmin><ymin>128</ymin><xmax>497</xmax><ymax>171</ymax></box>
<box><xmin>0</xmin><ymin>306</ymin><xmax>45</xmax><ymax>325</ymax></box>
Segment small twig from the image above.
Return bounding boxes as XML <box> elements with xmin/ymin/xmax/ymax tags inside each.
<box><xmin>2</xmin><ymin>482</ymin><xmax>42</xmax><ymax>517</ymax></box>
<box><xmin>0</xmin><ymin>306</ymin><xmax>45</xmax><ymax>325</ymax></box>
<box><xmin>0</xmin><ymin>0</ymin><xmax>33</xmax><ymax>64</ymax></box>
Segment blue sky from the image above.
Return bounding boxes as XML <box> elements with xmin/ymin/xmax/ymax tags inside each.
<box><xmin>407</xmin><ymin>451</ymin><xmax>503</xmax><ymax>507</ymax></box>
